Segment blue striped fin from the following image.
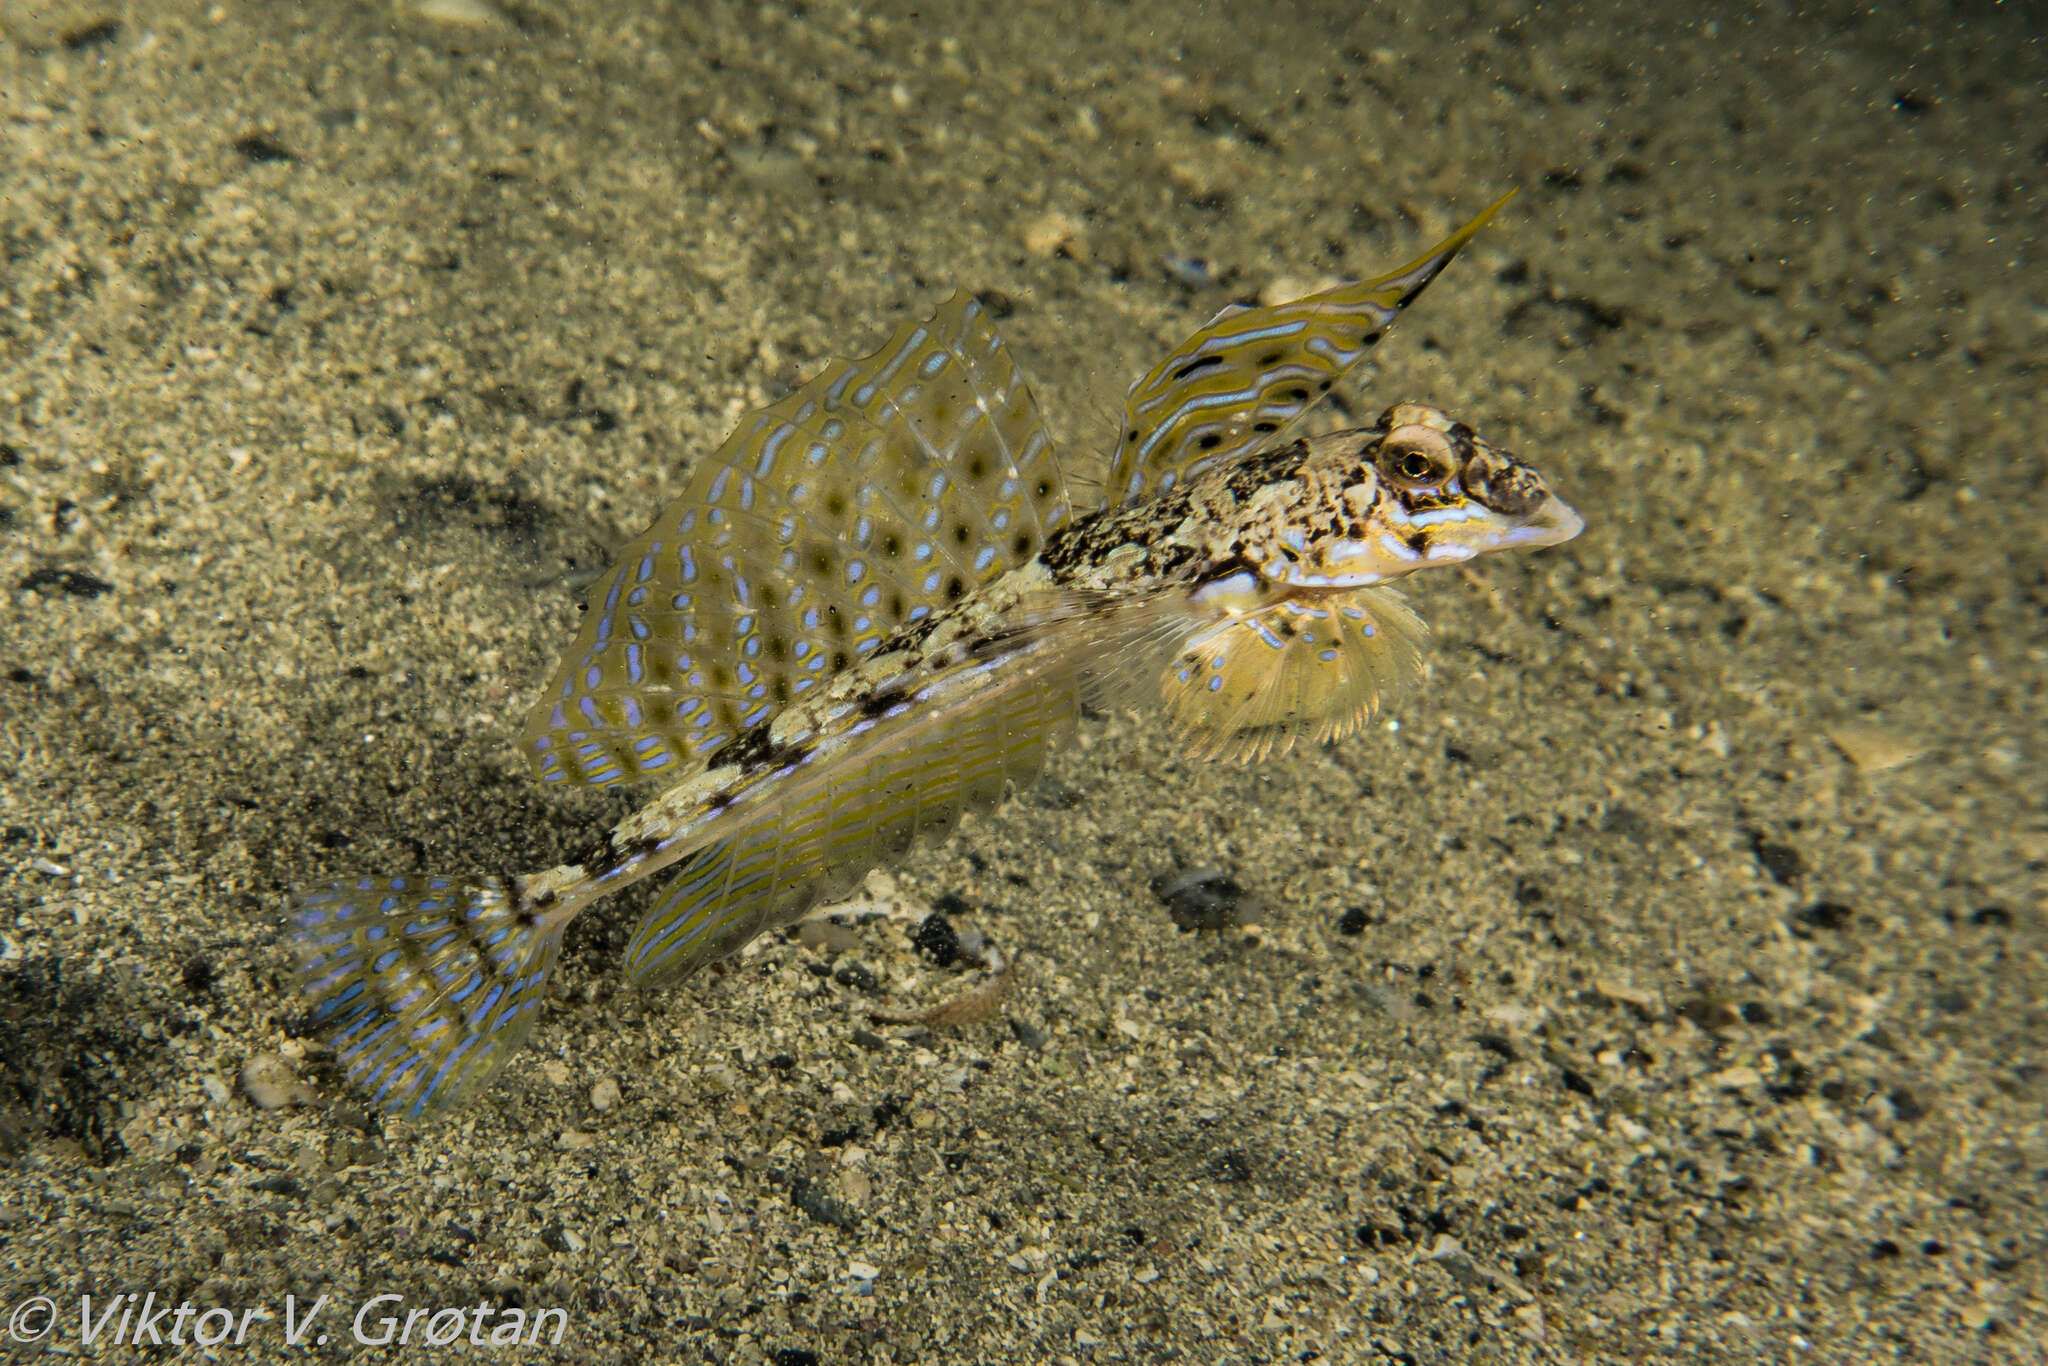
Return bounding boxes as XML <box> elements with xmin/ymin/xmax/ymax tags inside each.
<box><xmin>520</xmin><ymin>291</ymin><xmax>1071</xmax><ymax>790</ymax></box>
<box><xmin>290</xmin><ymin>876</ymin><xmax>563</xmax><ymax>1118</ymax></box>
<box><xmin>623</xmin><ymin>659</ymin><xmax>1076</xmax><ymax>987</ymax></box>
<box><xmin>1109</xmin><ymin>192</ymin><xmax>1514</xmax><ymax>505</ymax></box>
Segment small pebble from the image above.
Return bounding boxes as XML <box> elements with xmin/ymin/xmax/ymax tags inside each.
<box><xmin>1162</xmin><ymin>255</ymin><xmax>1217</xmax><ymax>290</ymax></box>
<box><xmin>407</xmin><ymin>0</ymin><xmax>502</xmax><ymax>25</ymax></box>
<box><xmin>799</xmin><ymin>918</ymin><xmax>860</xmax><ymax>954</ymax></box>
<box><xmin>239</xmin><ymin>1054</ymin><xmax>309</xmax><ymax>1110</ymax></box>
<box><xmin>1825</xmin><ymin>722</ymin><xmax>1925</xmax><ymax>773</ymax></box>
<box><xmin>590</xmin><ymin>1077</ymin><xmax>621</xmax><ymax>1112</ymax></box>
<box><xmin>1021</xmin><ymin>211</ymin><xmax>1085</xmax><ymax>259</ymax></box>
<box><xmin>912</xmin><ymin>913</ymin><xmax>960</xmax><ymax>966</ymax></box>
<box><xmin>1151</xmin><ymin>867</ymin><xmax>1256</xmax><ymax>931</ymax></box>
<box><xmin>1796</xmin><ymin>900</ymin><xmax>1855</xmax><ymax>931</ymax></box>
<box><xmin>1257</xmin><ymin>276</ymin><xmax>1316</xmax><ymax>307</ymax></box>
<box><xmin>954</xmin><ymin>926</ymin><xmax>992</xmax><ymax>965</ymax></box>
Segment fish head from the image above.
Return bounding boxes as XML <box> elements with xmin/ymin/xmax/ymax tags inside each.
<box><xmin>1230</xmin><ymin>402</ymin><xmax>1583</xmax><ymax>590</ymax></box>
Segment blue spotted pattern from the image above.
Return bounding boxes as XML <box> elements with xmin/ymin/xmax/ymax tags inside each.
<box><xmin>521</xmin><ymin>291</ymin><xmax>1073</xmax><ymax>788</ymax></box>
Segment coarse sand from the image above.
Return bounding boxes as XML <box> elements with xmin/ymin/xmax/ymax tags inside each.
<box><xmin>1</xmin><ymin>2</ymin><xmax>2042</xmax><ymax>1361</ymax></box>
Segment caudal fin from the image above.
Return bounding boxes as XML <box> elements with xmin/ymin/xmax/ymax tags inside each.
<box><xmin>290</xmin><ymin>876</ymin><xmax>563</xmax><ymax>1119</ymax></box>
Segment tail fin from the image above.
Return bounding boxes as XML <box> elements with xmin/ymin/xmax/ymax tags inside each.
<box><xmin>290</xmin><ymin>876</ymin><xmax>563</xmax><ymax>1119</ymax></box>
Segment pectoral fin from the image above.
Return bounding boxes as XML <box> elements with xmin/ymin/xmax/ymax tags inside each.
<box><xmin>1160</xmin><ymin>586</ymin><xmax>1428</xmax><ymax>763</ymax></box>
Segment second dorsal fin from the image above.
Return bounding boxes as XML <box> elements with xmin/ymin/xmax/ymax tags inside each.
<box><xmin>523</xmin><ymin>292</ymin><xmax>1074</xmax><ymax>789</ymax></box>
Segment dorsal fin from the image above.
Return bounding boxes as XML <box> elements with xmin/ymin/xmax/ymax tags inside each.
<box><xmin>1108</xmin><ymin>192</ymin><xmax>1513</xmax><ymax>506</ymax></box>
<box><xmin>523</xmin><ymin>291</ymin><xmax>1072</xmax><ymax>788</ymax></box>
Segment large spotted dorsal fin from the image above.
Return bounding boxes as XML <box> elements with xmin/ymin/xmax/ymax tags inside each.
<box><xmin>523</xmin><ymin>292</ymin><xmax>1072</xmax><ymax>788</ymax></box>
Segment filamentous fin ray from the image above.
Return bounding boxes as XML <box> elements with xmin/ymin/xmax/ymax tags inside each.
<box><xmin>1160</xmin><ymin>586</ymin><xmax>1429</xmax><ymax>763</ymax></box>
<box><xmin>291</xmin><ymin>876</ymin><xmax>564</xmax><ymax>1120</ymax></box>
<box><xmin>521</xmin><ymin>290</ymin><xmax>1071</xmax><ymax>791</ymax></box>
<box><xmin>1110</xmin><ymin>191</ymin><xmax>1515</xmax><ymax>506</ymax></box>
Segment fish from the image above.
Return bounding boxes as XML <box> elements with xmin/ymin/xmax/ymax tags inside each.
<box><xmin>289</xmin><ymin>192</ymin><xmax>1583</xmax><ymax>1118</ymax></box>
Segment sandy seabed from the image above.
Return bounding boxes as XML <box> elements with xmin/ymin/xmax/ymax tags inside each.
<box><xmin>1</xmin><ymin>2</ymin><xmax>2042</xmax><ymax>1361</ymax></box>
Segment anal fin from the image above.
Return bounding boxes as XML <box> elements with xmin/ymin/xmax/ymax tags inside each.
<box><xmin>624</xmin><ymin>664</ymin><xmax>1074</xmax><ymax>987</ymax></box>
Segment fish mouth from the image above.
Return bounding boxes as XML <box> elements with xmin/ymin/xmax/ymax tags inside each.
<box><xmin>1505</xmin><ymin>493</ymin><xmax>1584</xmax><ymax>552</ymax></box>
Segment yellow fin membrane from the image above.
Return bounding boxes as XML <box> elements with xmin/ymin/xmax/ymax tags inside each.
<box><xmin>1160</xmin><ymin>586</ymin><xmax>1428</xmax><ymax>763</ymax></box>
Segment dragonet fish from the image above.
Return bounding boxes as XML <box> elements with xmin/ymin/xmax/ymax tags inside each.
<box><xmin>291</xmin><ymin>192</ymin><xmax>1583</xmax><ymax>1117</ymax></box>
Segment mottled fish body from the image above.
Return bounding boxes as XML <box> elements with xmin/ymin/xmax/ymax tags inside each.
<box><xmin>291</xmin><ymin>193</ymin><xmax>1583</xmax><ymax>1117</ymax></box>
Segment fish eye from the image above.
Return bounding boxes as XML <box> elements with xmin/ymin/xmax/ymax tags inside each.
<box><xmin>1377</xmin><ymin>426</ymin><xmax>1456</xmax><ymax>489</ymax></box>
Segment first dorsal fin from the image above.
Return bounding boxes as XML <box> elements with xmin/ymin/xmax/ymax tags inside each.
<box><xmin>523</xmin><ymin>291</ymin><xmax>1073</xmax><ymax>789</ymax></box>
<box><xmin>1109</xmin><ymin>192</ymin><xmax>1513</xmax><ymax>506</ymax></box>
